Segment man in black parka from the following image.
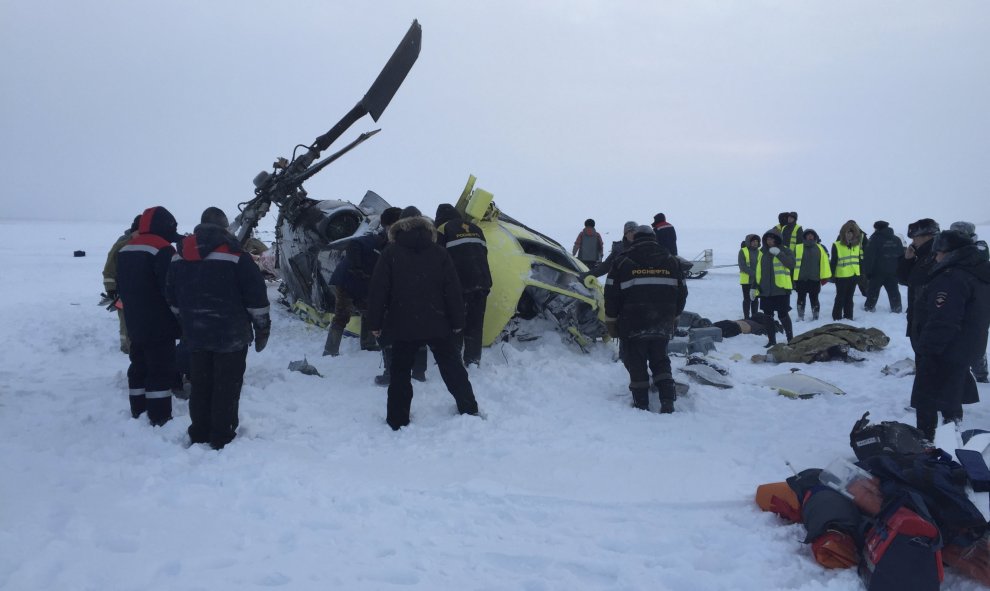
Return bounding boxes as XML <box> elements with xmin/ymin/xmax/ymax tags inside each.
<box><xmin>167</xmin><ymin>207</ymin><xmax>271</xmax><ymax>449</ymax></box>
<box><xmin>863</xmin><ymin>220</ymin><xmax>904</xmax><ymax>313</ymax></box>
<box><xmin>366</xmin><ymin>207</ymin><xmax>480</xmax><ymax>430</ymax></box>
<box><xmin>117</xmin><ymin>206</ymin><xmax>182</xmax><ymax>426</ymax></box>
<box><xmin>897</xmin><ymin>218</ymin><xmax>939</xmax><ymax>350</ymax></box>
<box><xmin>604</xmin><ymin>226</ymin><xmax>687</xmax><ymax>413</ymax></box>
<box><xmin>435</xmin><ymin>203</ymin><xmax>492</xmax><ymax>367</ymax></box>
<box><xmin>910</xmin><ymin>230</ymin><xmax>990</xmax><ymax>439</ymax></box>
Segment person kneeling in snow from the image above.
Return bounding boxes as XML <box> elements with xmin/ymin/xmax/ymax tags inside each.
<box><xmin>604</xmin><ymin>225</ymin><xmax>687</xmax><ymax>413</ymax></box>
<box><xmin>167</xmin><ymin>207</ymin><xmax>271</xmax><ymax>450</ymax></box>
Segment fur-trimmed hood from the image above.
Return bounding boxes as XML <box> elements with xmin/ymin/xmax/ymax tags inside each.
<box><xmin>837</xmin><ymin>220</ymin><xmax>863</xmax><ymax>246</ymax></box>
<box><xmin>388</xmin><ymin>214</ymin><xmax>437</xmax><ymax>251</ymax></box>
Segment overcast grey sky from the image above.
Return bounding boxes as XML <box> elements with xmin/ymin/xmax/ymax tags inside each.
<box><xmin>2</xmin><ymin>1</ymin><xmax>988</xmax><ymax>244</ymax></box>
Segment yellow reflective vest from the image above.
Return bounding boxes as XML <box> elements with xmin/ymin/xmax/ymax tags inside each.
<box><xmin>792</xmin><ymin>243</ymin><xmax>832</xmax><ymax>281</ymax></box>
<box><xmin>832</xmin><ymin>242</ymin><xmax>862</xmax><ymax>278</ymax></box>
<box><xmin>755</xmin><ymin>250</ymin><xmax>793</xmax><ymax>293</ymax></box>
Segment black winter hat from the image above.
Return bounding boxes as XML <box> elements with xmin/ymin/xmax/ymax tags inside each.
<box><xmin>789</xmin><ymin>212</ymin><xmax>798</xmax><ymax>221</ymax></box>
<box><xmin>654</xmin><ymin>213</ymin><xmax>666</xmax><ymax>224</ymax></box>
<box><xmin>585</xmin><ymin>218</ymin><xmax>595</xmax><ymax>227</ymax></box>
<box><xmin>907</xmin><ymin>218</ymin><xmax>939</xmax><ymax>238</ymax></box>
<box><xmin>778</xmin><ymin>212</ymin><xmax>789</xmax><ymax>225</ymax></box>
<box><xmin>434</xmin><ymin>204</ymin><xmax>460</xmax><ymax>228</ymax></box>
<box><xmin>633</xmin><ymin>225</ymin><xmax>655</xmax><ymax>239</ymax></box>
<box><xmin>873</xmin><ymin>220</ymin><xmax>889</xmax><ymax>230</ymax></box>
<box><xmin>933</xmin><ymin>229</ymin><xmax>974</xmax><ymax>253</ymax></box>
<box><xmin>380</xmin><ymin>207</ymin><xmax>403</xmax><ymax>227</ymax></box>
<box><xmin>399</xmin><ymin>206</ymin><xmax>422</xmax><ymax>219</ymax></box>
<box><xmin>200</xmin><ymin>206</ymin><xmax>229</xmax><ymax>228</ymax></box>
<box><xmin>129</xmin><ymin>214</ymin><xmax>141</xmax><ymax>233</ymax></box>
<box><xmin>623</xmin><ymin>221</ymin><xmax>638</xmax><ymax>234</ymax></box>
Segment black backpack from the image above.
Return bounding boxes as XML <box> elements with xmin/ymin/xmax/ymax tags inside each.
<box><xmin>849</xmin><ymin>412</ymin><xmax>931</xmax><ymax>461</ymax></box>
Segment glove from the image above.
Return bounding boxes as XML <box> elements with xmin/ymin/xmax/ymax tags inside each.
<box><xmin>768</xmin><ymin>247</ymin><xmax>780</xmax><ymax>256</ymax></box>
<box><xmin>749</xmin><ymin>288</ymin><xmax>759</xmax><ymax>299</ymax></box>
<box><xmin>254</xmin><ymin>328</ymin><xmax>270</xmax><ymax>353</ymax></box>
<box><xmin>605</xmin><ymin>317</ymin><xmax>619</xmax><ymax>338</ymax></box>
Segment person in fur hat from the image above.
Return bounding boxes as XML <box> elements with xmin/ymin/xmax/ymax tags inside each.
<box><xmin>897</xmin><ymin>217</ymin><xmax>940</xmax><ymax>351</ymax></box>
<box><xmin>366</xmin><ymin>207</ymin><xmax>480</xmax><ymax>430</ymax></box>
<box><xmin>830</xmin><ymin>220</ymin><xmax>864</xmax><ymax>321</ymax></box>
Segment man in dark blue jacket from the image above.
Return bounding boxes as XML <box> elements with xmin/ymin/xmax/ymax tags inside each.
<box><xmin>167</xmin><ymin>207</ymin><xmax>270</xmax><ymax>449</ymax></box>
<box><xmin>323</xmin><ymin>207</ymin><xmax>402</xmax><ymax>357</ymax></box>
<box><xmin>910</xmin><ymin>230</ymin><xmax>990</xmax><ymax>439</ymax></box>
<box><xmin>117</xmin><ymin>206</ymin><xmax>182</xmax><ymax>426</ymax></box>
<box><xmin>604</xmin><ymin>226</ymin><xmax>687</xmax><ymax>412</ymax></box>
<box><xmin>435</xmin><ymin>203</ymin><xmax>492</xmax><ymax>367</ymax></box>
<box><xmin>863</xmin><ymin>220</ymin><xmax>904</xmax><ymax>313</ymax></box>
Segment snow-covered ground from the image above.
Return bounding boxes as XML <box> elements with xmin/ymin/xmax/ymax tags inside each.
<box><xmin>2</xmin><ymin>218</ymin><xmax>988</xmax><ymax>591</ymax></box>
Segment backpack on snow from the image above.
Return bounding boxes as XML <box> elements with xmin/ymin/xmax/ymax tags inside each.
<box><xmin>785</xmin><ymin>469</ymin><xmax>862</xmax><ymax>569</ymax></box>
<box><xmin>859</xmin><ymin>494</ymin><xmax>943</xmax><ymax>591</ymax></box>
<box><xmin>849</xmin><ymin>411</ymin><xmax>932</xmax><ymax>461</ymax></box>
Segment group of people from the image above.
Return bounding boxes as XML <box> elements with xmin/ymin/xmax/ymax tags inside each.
<box><xmin>733</xmin><ymin>212</ymin><xmax>988</xmax><ymax>438</ymax></box>
<box><xmin>106</xmin><ymin>206</ymin><xmax>271</xmax><ymax>449</ymax></box>
<box><xmin>106</xmin><ymin>202</ymin><xmax>988</xmax><ymax>441</ymax></box>
<box><xmin>106</xmin><ymin>203</ymin><xmax>493</xmax><ymax>442</ymax></box>
<box><xmin>738</xmin><ymin>213</ymin><xmax>926</xmax><ymax>347</ymax></box>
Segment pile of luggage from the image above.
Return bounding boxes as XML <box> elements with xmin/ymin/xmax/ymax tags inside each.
<box><xmin>756</xmin><ymin>412</ymin><xmax>990</xmax><ymax>590</ymax></box>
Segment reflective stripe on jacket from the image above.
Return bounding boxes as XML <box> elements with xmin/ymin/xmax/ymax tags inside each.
<box><xmin>832</xmin><ymin>242</ymin><xmax>862</xmax><ymax>278</ymax></box>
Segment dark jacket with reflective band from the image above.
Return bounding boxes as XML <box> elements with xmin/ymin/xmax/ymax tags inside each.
<box><xmin>436</xmin><ymin>205</ymin><xmax>493</xmax><ymax>293</ymax></box>
<box><xmin>863</xmin><ymin>226</ymin><xmax>904</xmax><ymax>277</ymax></box>
<box><xmin>167</xmin><ymin>224</ymin><xmax>270</xmax><ymax>352</ymax></box>
<box><xmin>366</xmin><ymin>215</ymin><xmax>465</xmax><ymax>341</ymax></box>
<box><xmin>912</xmin><ymin>245</ymin><xmax>990</xmax><ymax>364</ymax></box>
<box><xmin>329</xmin><ymin>232</ymin><xmax>387</xmax><ymax>303</ymax></box>
<box><xmin>117</xmin><ymin>207</ymin><xmax>181</xmax><ymax>344</ymax></box>
<box><xmin>793</xmin><ymin>239</ymin><xmax>832</xmax><ymax>281</ymax></box>
<box><xmin>652</xmin><ymin>222</ymin><xmax>678</xmax><ymax>256</ymax></box>
<box><xmin>604</xmin><ymin>235</ymin><xmax>687</xmax><ymax>339</ymax></box>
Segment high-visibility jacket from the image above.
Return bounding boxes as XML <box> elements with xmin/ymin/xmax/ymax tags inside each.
<box><xmin>755</xmin><ymin>249</ymin><xmax>794</xmax><ymax>294</ymax></box>
<box><xmin>738</xmin><ymin>246</ymin><xmax>757</xmax><ymax>284</ymax></box>
<box><xmin>793</xmin><ymin>243</ymin><xmax>832</xmax><ymax>281</ymax></box>
<box><xmin>832</xmin><ymin>242</ymin><xmax>862</xmax><ymax>278</ymax></box>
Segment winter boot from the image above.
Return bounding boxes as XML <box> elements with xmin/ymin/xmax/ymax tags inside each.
<box><xmin>658</xmin><ymin>380</ymin><xmax>676</xmax><ymax>414</ymax></box>
<box><xmin>781</xmin><ymin>314</ymin><xmax>794</xmax><ymax>343</ymax></box>
<box><xmin>812</xmin><ymin>305</ymin><xmax>820</xmax><ymax>321</ymax></box>
<box><xmin>796</xmin><ymin>304</ymin><xmax>805</xmax><ymax>321</ymax></box>
<box><xmin>743</xmin><ymin>302</ymin><xmax>751</xmax><ymax>320</ymax></box>
<box><xmin>323</xmin><ymin>326</ymin><xmax>344</xmax><ymax>357</ymax></box>
<box><xmin>630</xmin><ymin>388</ymin><xmax>649</xmax><ymax>411</ymax></box>
<box><xmin>129</xmin><ymin>389</ymin><xmax>146</xmax><ymax>419</ymax></box>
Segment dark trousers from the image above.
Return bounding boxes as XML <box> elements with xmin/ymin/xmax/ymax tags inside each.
<box><xmin>330</xmin><ymin>285</ymin><xmax>356</xmax><ymax>331</ymax></box>
<box><xmin>832</xmin><ymin>277</ymin><xmax>858</xmax><ymax>320</ymax></box>
<box><xmin>864</xmin><ymin>274</ymin><xmax>902</xmax><ymax>312</ymax></box>
<box><xmin>622</xmin><ymin>337</ymin><xmax>674</xmax><ymax>410</ymax></box>
<box><xmin>760</xmin><ymin>294</ymin><xmax>793</xmax><ymax>344</ymax></box>
<box><xmin>454</xmin><ymin>290</ymin><xmax>488</xmax><ymax>365</ymax></box>
<box><xmin>912</xmin><ymin>354</ymin><xmax>971</xmax><ymax>439</ymax></box>
<box><xmin>741</xmin><ymin>285</ymin><xmax>759</xmax><ymax>319</ymax></box>
<box><xmin>188</xmin><ymin>348</ymin><xmax>248</xmax><ymax>449</ymax></box>
<box><xmin>793</xmin><ymin>280</ymin><xmax>821</xmax><ymax>311</ymax></box>
<box><xmin>127</xmin><ymin>339</ymin><xmax>176</xmax><ymax>425</ymax></box>
<box><xmin>387</xmin><ymin>337</ymin><xmax>478</xmax><ymax>430</ymax></box>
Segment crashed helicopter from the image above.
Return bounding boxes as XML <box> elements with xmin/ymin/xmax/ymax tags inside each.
<box><xmin>230</xmin><ymin>20</ymin><xmax>607</xmax><ymax>350</ymax></box>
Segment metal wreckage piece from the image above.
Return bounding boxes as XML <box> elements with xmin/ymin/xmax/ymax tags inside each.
<box><xmin>229</xmin><ymin>20</ymin><xmax>606</xmax><ymax>350</ymax></box>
